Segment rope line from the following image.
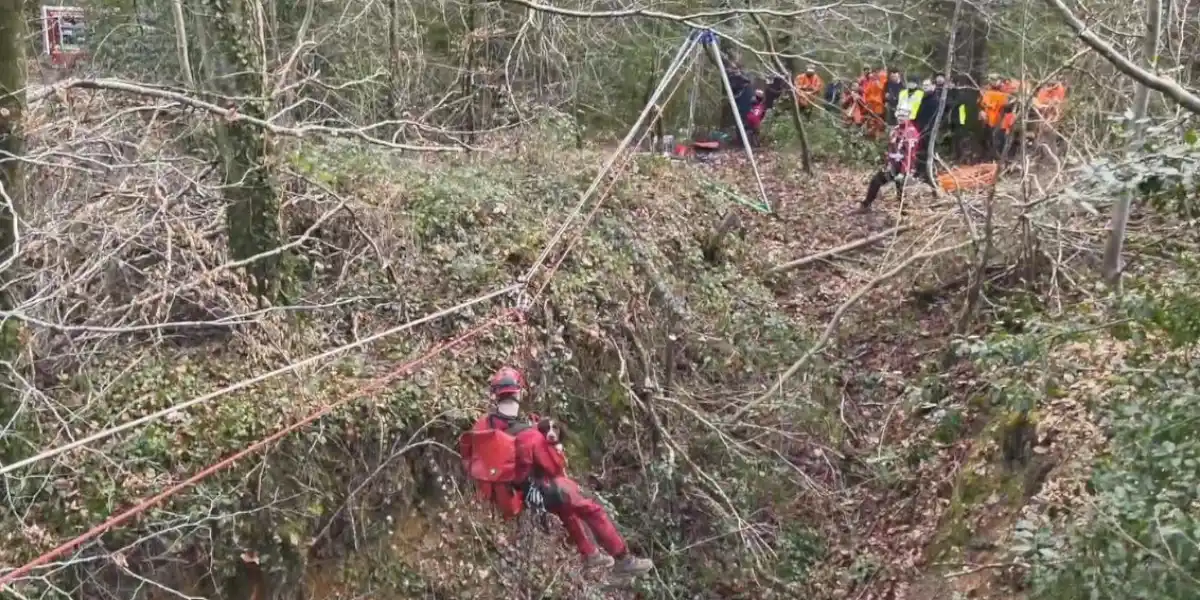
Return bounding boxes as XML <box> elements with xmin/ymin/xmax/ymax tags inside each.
<box><xmin>0</xmin><ymin>31</ymin><xmax>710</xmax><ymax>591</ymax></box>
<box><xmin>519</xmin><ymin>33</ymin><xmax>698</xmax><ymax>288</ymax></box>
<box><xmin>0</xmin><ymin>312</ymin><xmax>514</xmax><ymax>588</ymax></box>
<box><xmin>530</xmin><ymin>48</ymin><xmax>702</xmax><ymax>301</ymax></box>
<box><xmin>709</xmin><ymin>40</ymin><xmax>771</xmax><ymax>211</ymax></box>
<box><xmin>0</xmin><ymin>285</ymin><xmax>520</xmax><ymax>478</ymax></box>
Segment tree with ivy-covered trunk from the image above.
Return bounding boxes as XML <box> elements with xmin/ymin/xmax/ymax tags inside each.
<box><xmin>0</xmin><ymin>0</ymin><xmax>25</xmax><ymax>435</ymax></box>
<box><xmin>197</xmin><ymin>0</ymin><xmax>288</xmax><ymax>301</ymax></box>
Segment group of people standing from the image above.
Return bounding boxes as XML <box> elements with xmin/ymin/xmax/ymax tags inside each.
<box><xmin>792</xmin><ymin>66</ymin><xmax>1068</xmax><ymax>211</ymax></box>
<box><xmin>794</xmin><ymin>67</ymin><xmax>1068</xmax><ymax>163</ymax></box>
<box><xmin>710</xmin><ymin>56</ymin><xmax>1069</xmax><ymax>214</ymax></box>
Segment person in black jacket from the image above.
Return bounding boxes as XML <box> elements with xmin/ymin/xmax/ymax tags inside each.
<box><xmin>947</xmin><ymin>76</ymin><xmax>981</xmax><ymax>163</ymax></box>
<box><xmin>884</xmin><ymin>70</ymin><xmax>903</xmax><ymax>125</ymax></box>
<box><xmin>727</xmin><ymin>65</ymin><xmax>755</xmax><ymax>122</ymax></box>
<box><xmin>824</xmin><ymin>80</ymin><xmax>844</xmax><ymax>115</ymax></box>
<box><xmin>764</xmin><ymin>75</ymin><xmax>786</xmax><ymax>110</ymax></box>
<box><xmin>913</xmin><ymin>79</ymin><xmax>943</xmax><ymax>182</ymax></box>
<box><xmin>714</xmin><ymin>50</ymin><xmax>757</xmax><ymax>138</ymax></box>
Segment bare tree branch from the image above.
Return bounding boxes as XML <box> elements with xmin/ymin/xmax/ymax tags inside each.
<box><xmin>28</xmin><ymin>79</ymin><xmax>471</xmax><ymax>152</ymax></box>
<box><xmin>1044</xmin><ymin>0</ymin><xmax>1200</xmax><ymax>114</ymax></box>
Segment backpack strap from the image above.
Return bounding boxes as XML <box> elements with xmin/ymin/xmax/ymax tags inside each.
<box><xmin>488</xmin><ymin>413</ymin><xmax>532</xmax><ymax>436</ymax></box>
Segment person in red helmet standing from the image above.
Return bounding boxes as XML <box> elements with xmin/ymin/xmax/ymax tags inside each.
<box><xmin>460</xmin><ymin>367</ymin><xmax>654</xmax><ymax>575</ymax></box>
<box><xmin>855</xmin><ymin>103</ymin><xmax>921</xmax><ymax>213</ymax></box>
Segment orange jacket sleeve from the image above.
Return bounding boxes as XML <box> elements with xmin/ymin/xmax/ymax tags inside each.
<box><xmin>980</xmin><ymin>91</ymin><xmax>1008</xmax><ymax>127</ymax></box>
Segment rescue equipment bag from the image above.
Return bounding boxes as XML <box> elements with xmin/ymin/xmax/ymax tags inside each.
<box><xmin>460</xmin><ymin>415</ymin><xmax>531</xmax><ymax>518</ymax></box>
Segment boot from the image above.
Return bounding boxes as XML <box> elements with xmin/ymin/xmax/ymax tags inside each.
<box><xmin>583</xmin><ymin>553</ymin><xmax>614</xmax><ymax>569</ymax></box>
<box><xmin>613</xmin><ymin>555</ymin><xmax>653</xmax><ymax>575</ymax></box>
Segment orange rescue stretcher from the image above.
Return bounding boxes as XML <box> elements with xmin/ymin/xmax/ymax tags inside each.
<box><xmin>937</xmin><ymin>162</ymin><xmax>998</xmax><ymax>192</ymax></box>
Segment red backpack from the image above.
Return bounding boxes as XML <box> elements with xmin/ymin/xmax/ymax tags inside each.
<box><xmin>460</xmin><ymin>415</ymin><xmax>532</xmax><ymax>518</ymax></box>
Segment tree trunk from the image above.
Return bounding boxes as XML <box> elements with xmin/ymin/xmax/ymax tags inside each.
<box><xmin>171</xmin><ymin>0</ymin><xmax>196</xmax><ymax>86</ymax></box>
<box><xmin>924</xmin><ymin>0</ymin><xmax>962</xmax><ymax>186</ymax></box>
<box><xmin>463</xmin><ymin>0</ymin><xmax>478</xmax><ymax>144</ymax></box>
<box><xmin>0</xmin><ymin>0</ymin><xmax>25</xmax><ymax>447</ymax></box>
<box><xmin>640</xmin><ymin>26</ymin><xmax>664</xmax><ymax>150</ymax></box>
<box><xmin>755</xmin><ymin>26</ymin><xmax>812</xmax><ymax>175</ymax></box>
<box><xmin>1101</xmin><ymin>0</ymin><xmax>1162</xmax><ymax>287</ymax></box>
<box><xmin>931</xmin><ymin>0</ymin><xmax>987</xmax><ymax>80</ymax></box>
<box><xmin>201</xmin><ymin>0</ymin><xmax>287</xmax><ymax>300</ymax></box>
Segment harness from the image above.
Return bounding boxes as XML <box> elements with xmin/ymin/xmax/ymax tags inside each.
<box><xmin>491</xmin><ymin>415</ymin><xmax>551</xmax><ymax>532</ymax></box>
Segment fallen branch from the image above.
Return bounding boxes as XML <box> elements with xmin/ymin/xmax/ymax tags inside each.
<box><xmin>767</xmin><ymin>224</ymin><xmax>913</xmax><ymax>275</ymax></box>
<box><xmin>733</xmin><ymin>240</ymin><xmax>972</xmax><ymax>421</ymax></box>
<box><xmin>28</xmin><ymin>78</ymin><xmax>470</xmax><ymax>152</ymax></box>
<box><xmin>909</xmin><ymin>263</ymin><xmax>1013</xmax><ymax>303</ymax></box>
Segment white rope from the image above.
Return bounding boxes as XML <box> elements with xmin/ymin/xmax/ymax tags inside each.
<box><xmin>0</xmin><ymin>284</ymin><xmax>520</xmax><ymax>477</ymax></box>
<box><xmin>688</xmin><ymin>62</ymin><xmax>699</xmax><ymax>140</ymax></box>
<box><xmin>521</xmin><ymin>33</ymin><xmax>699</xmax><ymax>285</ymax></box>
<box><xmin>710</xmin><ymin>40</ymin><xmax>771</xmax><ymax>211</ymax></box>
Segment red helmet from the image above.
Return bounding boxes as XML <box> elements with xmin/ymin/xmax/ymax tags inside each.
<box><xmin>489</xmin><ymin>367</ymin><xmax>524</xmax><ymax>398</ymax></box>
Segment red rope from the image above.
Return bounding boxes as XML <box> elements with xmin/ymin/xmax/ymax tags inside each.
<box><xmin>0</xmin><ymin>309</ymin><xmax>519</xmax><ymax>589</ymax></box>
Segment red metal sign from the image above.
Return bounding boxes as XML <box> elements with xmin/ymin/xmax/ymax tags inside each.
<box><xmin>41</xmin><ymin>6</ymin><xmax>87</xmax><ymax>67</ymax></box>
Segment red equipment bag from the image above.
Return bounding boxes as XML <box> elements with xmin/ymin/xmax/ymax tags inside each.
<box><xmin>460</xmin><ymin>415</ymin><xmax>531</xmax><ymax>518</ymax></box>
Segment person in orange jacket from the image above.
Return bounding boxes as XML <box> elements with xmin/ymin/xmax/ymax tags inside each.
<box><xmin>995</xmin><ymin>100</ymin><xmax>1023</xmax><ymax>159</ymax></box>
<box><xmin>978</xmin><ymin>75</ymin><xmax>1011</xmax><ymax>160</ymax></box>
<box><xmin>1033</xmin><ymin>80</ymin><xmax>1066</xmax><ymax>126</ymax></box>
<box><xmin>794</xmin><ymin>64</ymin><xmax>824</xmax><ymax>116</ymax></box>
<box><xmin>863</xmin><ymin>69</ymin><xmax>888</xmax><ymax>138</ymax></box>
<box><xmin>843</xmin><ymin>80</ymin><xmax>867</xmax><ymax>126</ymax></box>
<box><xmin>1030</xmin><ymin>80</ymin><xmax>1067</xmax><ymax>152</ymax></box>
<box><xmin>856</xmin><ymin>67</ymin><xmax>872</xmax><ymax>93</ymax></box>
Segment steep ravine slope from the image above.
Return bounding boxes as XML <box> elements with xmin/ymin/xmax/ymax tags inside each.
<box><xmin>5</xmin><ymin>133</ymin><xmax>1117</xmax><ymax>599</ymax></box>
<box><xmin>1</xmin><ymin>143</ymin><xmax>836</xmax><ymax>599</ymax></box>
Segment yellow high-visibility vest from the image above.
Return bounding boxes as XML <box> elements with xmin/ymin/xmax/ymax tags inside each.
<box><xmin>899</xmin><ymin>89</ymin><xmax>925</xmax><ymax>118</ymax></box>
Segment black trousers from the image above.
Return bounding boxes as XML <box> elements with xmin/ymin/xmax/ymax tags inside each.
<box><xmin>949</xmin><ymin>125</ymin><xmax>972</xmax><ymax>163</ymax></box>
<box><xmin>733</xmin><ymin>126</ymin><xmax>760</xmax><ymax>148</ymax></box>
<box><xmin>915</xmin><ymin>135</ymin><xmax>933</xmax><ymax>182</ymax></box>
<box><xmin>992</xmin><ymin>127</ymin><xmax>1019</xmax><ymax>160</ymax></box>
<box><xmin>983</xmin><ymin>126</ymin><xmax>1010</xmax><ymax>161</ymax></box>
<box><xmin>863</xmin><ymin>169</ymin><xmax>907</xmax><ymax>209</ymax></box>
